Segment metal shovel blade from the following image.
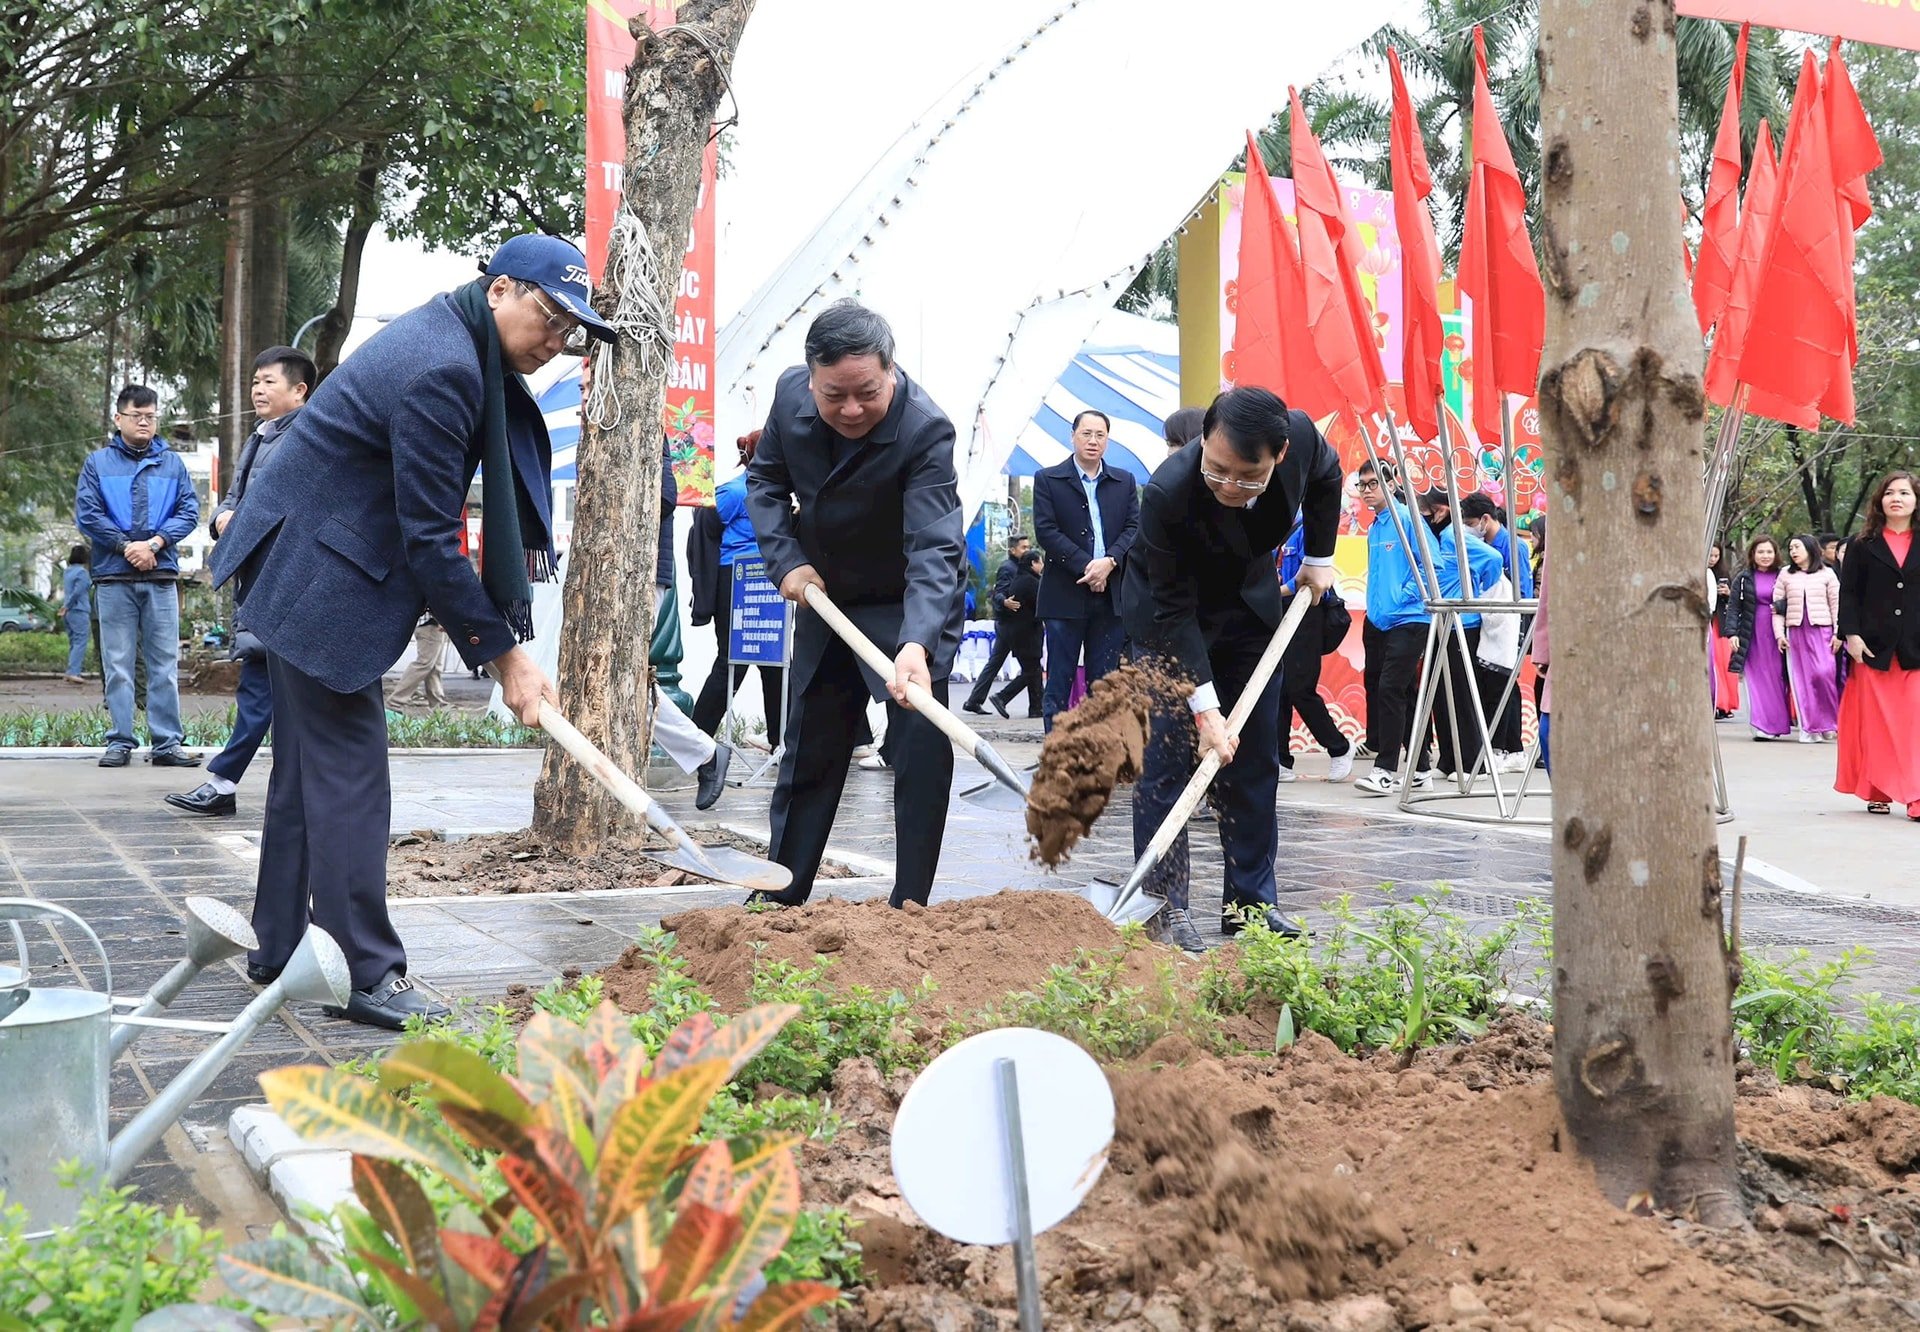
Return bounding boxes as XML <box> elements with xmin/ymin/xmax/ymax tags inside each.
<box><xmin>653</xmin><ymin>839</ymin><xmax>793</xmax><ymax>894</ymax></box>
<box><xmin>1083</xmin><ymin>878</ymin><xmax>1166</xmax><ymax>928</ymax></box>
<box><xmin>957</xmin><ymin>766</ymin><xmax>1035</xmax><ymax>812</ymax></box>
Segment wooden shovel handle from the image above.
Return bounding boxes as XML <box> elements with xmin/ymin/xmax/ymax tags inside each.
<box><xmin>802</xmin><ymin>584</ymin><xmax>985</xmax><ymax>759</ymax></box>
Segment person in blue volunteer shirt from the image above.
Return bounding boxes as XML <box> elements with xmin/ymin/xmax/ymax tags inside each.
<box><xmin>75</xmin><ymin>384</ymin><xmax>202</xmax><ymax>770</ymax></box>
<box><xmin>1420</xmin><ymin>489</ymin><xmax>1505</xmax><ymax>779</ymax></box>
<box><xmin>692</xmin><ymin>429</ymin><xmax>784</xmax><ymax>748</ymax></box>
<box><xmin>1460</xmin><ymin>491</ymin><xmax>1534</xmax><ymax>765</ymax></box>
<box><xmin>1353</xmin><ymin>458</ymin><xmax>1434</xmax><ymax>796</ymax></box>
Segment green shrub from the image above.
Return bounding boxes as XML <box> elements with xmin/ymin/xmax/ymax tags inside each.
<box><xmin>963</xmin><ymin>941</ymin><xmax>1220</xmax><ymax>1060</ymax></box>
<box><xmin>0</xmin><ymin>631</ymin><xmax>81</xmax><ymax>673</ymax></box>
<box><xmin>0</xmin><ymin>706</ymin><xmax>535</xmax><ymax>748</ymax></box>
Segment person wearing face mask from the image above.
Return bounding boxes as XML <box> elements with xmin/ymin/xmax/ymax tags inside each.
<box><xmin>210</xmin><ymin>233</ymin><xmax>612</xmax><ymax>1029</ymax></box>
<box><xmin>1121</xmin><ymin>387</ymin><xmax>1341</xmax><ymax>953</ymax></box>
<box><xmin>1837</xmin><ymin>471</ymin><xmax>1920</xmax><ymax>818</ymax></box>
<box><xmin>746</xmin><ymin>299</ymin><xmax>968</xmax><ymax>909</ymax></box>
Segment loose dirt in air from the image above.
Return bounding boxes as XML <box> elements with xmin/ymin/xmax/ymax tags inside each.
<box><xmin>1025</xmin><ymin>664</ymin><xmax>1182</xmax><ymax>867</ymax></box>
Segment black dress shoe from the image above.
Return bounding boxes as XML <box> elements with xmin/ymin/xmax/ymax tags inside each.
<box><xmin>745</xmin><ymin>890</ymin><xmax>800</xmax><ymax>909</ymax></box>
<box><xmin>149</xmin><ymin>747</ymin><xmax>202</xmax><ymax>768</ymax></box>
<box><xmin>695</xmin><ymin>742</ymin><xmax>731</xmax><ymax>811</ymax></box>
<box><xmin>246</xmin><ymin>963</ymin><xmax>282</xmax><ymax>985</ymax></box>
<box><xmin>323</xmin><ymin>972</ymin><xmax>450</xmax><ymax>1031</ymax></box>
<box><xmin>1221</xmin><ymin>906</ymin><xmax>1307</xmax><ymax>941</ymax></box>
<box><xmin>1155</xmin><ymin>907</ymin><xmax>1207</xmax><ymax>954</ymax></box>
<box><xmin>99</xmin><ymin>746</ymin><xmax>131</xmax><ymax>768</ymax></box>
<box><xmin>991</xmin><ymin>696</ymin><xmax>1010</xmax><ymax>719</ymax></box>
<box><xmin>165</xmin><ymin>783</ymin><xmax>237</xmax><ymax>816</ymax></box>
<box><xmin>961</xmin><ymin>700</ymin><xmax>989</xmax><ymax>715</ymax></box>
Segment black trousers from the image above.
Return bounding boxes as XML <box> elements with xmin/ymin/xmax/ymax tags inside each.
<box><xmin>1432</xmin><ymin>624</ymin><xmax>1485</xmax><ymax>777</ymax></box>
<box><xmin>1132</xmin><ymin>637</ymin><xmax>1284</xmax><ymax>914</ymax></box>
<box><xmin>1279</xmin><ymin>606</ymin><xmax>1350</xmax><ymax>769</ymax></box>
<box><xmin>691</xmin><ymin>619</ymin><xmax>784</xmax><ymax>747</ymax></box>
<box><xmin>1478</xmin><ymin>661</ymin><xmax>1524</xmax><ymax>753</ymax></box>
<box><xmin>967</xmin><ymin>623</ymin><xmax>1042</xmax><ymax>714</ymax></box>
<box><xmin>207</xmin><ymin>652</ymin><xmax>273</xmax><ymax>784</ymax></box>
<box><xmin>767</xmin><ymin>636</ymin><xmax>952</xmax><ymax>907</ymax></box>
<box><xmin>1362</xmin><ymin>620</ymin><xmax>1427</xmax><ymax>773</ymax></box>
<box><xmin>252</xmin><ymin>655</ymin><xmax>406</xmax><ymax>991</ymax></box>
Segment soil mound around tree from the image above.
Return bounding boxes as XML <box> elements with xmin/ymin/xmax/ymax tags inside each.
<box><xmin>599</xmin><ymin>890</ymin><xmax>1155</xmax><ymax>1016</ymax></box>
<box><xmin>386</xmin><ymin>827</ymin><xmax>850</xmax><ymax>897</ymax></box>
<box><xmin>1025</xmin><ymin>665</ymin><xmax>1180</xmax><ymax>867</ymax></box>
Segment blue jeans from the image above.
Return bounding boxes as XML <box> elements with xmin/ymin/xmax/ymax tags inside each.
<box><xmin>208</xmin><ymin>653</ymin><xmax>273</xmax><ymax>783</ymax></box>
<box><xmin>96</xmin><ymin>580</ymin><xmax>183</xmax><ymax>752</ymax></box>
<box><xmin>1040</xmin><ymin>605</ymin><xmax>1125</xmax><ymax>732</ymax></box>
<box><xmin>64</xmin><ymin>612</ymin><xmax>91</xmax><ymax>676</ymax></box>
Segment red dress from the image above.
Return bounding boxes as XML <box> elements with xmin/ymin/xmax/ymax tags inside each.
<box><xmin>1836</xmin><ymin>529</ymin><xmax>1920</xmax><ymax>809</ymax></box>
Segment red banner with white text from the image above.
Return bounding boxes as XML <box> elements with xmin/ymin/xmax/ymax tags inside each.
<box><xmin>585</xmin><ymin>0</ymin><xmax>717</xmax><ymax>503</ymax></box>
<box><xmin>1675</xmin><ymin>0</ymin><xmax>1920</xmax><ymax>53</ymax></box>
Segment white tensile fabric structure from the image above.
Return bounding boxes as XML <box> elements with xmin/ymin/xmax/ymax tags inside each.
<box><xmin>713</xmin><ymin>0</ymin><xmax>1404</xmax><ymax>517</ymax></box>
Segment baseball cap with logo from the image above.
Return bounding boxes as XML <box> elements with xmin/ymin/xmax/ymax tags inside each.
<box><xmin>483</xmin><ymin>234</ymin><xmax>616</xmax><ymax>345</ymax></box>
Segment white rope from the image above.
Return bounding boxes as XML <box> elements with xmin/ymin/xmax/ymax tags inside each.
<box><xmin>586</xmin><ymin>207</ymin><xmax>678</xmax><ymax>431</ymax></box>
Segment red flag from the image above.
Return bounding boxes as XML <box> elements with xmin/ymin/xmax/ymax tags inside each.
<box><xmin>1229</xmin><ymin>132</ymin><xmax>1344</xmax><ymax>420</ymax></box>
<box><xmin>1289</xmin><ymin>87</ymin><xmax>1387</xmax><ymax>422</ymax></box>
<box><xmin>1737</xmin><ymin>52</ymin><xmax>1853</xmax><ymax>428</ymax></box>
<box><xmin>1705</xmin><ymin>120</ymin><xmax>1776</xmax><ymax>410</ymax></box>
<box><xmin>1693</xmin><ymin>23</ymin><xmax>1747</xmax><ymax>336</ymax></box>
<box><xmin>1457</xmin><ymin>26</ymin><xmax>1545</xmax><ymax>443</ymax></box>
<box><xmin>1389</xmin><ymin>49</ymin><xmax>1445</xmax><ymax>445</ymax></box>
<box><xmin>1824</xmin><ymin>38</ymin><xmax>1881</xmax><ymax>367</ymax></box>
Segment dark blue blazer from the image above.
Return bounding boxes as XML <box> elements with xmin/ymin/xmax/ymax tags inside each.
<box><xmin>211</xmin><ymin>293</ymin><xmax>539</xmax><ymax>693</ymax></box>
<box><xmin>1032</xmin><ymin>457</ymin><xmax>1138</xmax><ymax>620</ymax></box>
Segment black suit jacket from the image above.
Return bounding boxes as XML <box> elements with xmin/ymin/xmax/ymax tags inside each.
<box><xmin>990</xmin><ymin>556</ymin><xmax>1021</xmax><ymax>619</ymax></box>
<box><xmin>1839</xmin><ymin>532</ymin><xmax>1920</xmax><ymax>671</ymax></box>
<box><xmin>687</xmin><ymin>506</ymin><xmax>724</xmax><ymax>627</ymax></box>
<box><xmin>1033</xmin><ymin>458</ymin><xmax>1139</xmax><ymax>619</ymax></box>
<box><xmin>1121</xmin><ymin>420</ymin><xmax>1342</xmax><ymax>690</ymax></box>
<box><xmin>746</xmin><ymin>365</ymin><xmax>966</xmax><ymax>696</ymax></box>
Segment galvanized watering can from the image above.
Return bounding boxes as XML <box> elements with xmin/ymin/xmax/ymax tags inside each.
<box><xmin>0</xmin><ymin>897</ymin><xmax>350</xmax><ymax>1231</ymax></box>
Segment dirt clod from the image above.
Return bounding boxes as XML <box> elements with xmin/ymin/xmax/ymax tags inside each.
<box><xmin>1025</xmin><ymin>665</ymin><xmax>1185</xmax><ymax>867</ymax></box>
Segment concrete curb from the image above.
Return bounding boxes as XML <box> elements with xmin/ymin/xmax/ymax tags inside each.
<box><xmin>228</xmin><ymin>1103</ymin><xmax>354</xmax><ymax>1241</ymax></box>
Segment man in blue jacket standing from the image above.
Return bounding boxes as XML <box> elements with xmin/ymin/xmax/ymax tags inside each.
<box><xmin>76</xmin><ymin>384</ymin><xmax>201</xmax><ymax>769</ymax></box>
<box><xmin>212</xmin><ymin>234</ymin><xmax>611</xmax><ymax>1029</ymax></box>
<box><xmin>1352</xmin><ymin>458</ymin><xmax>1435</xmax><ymax>796</ymax></box>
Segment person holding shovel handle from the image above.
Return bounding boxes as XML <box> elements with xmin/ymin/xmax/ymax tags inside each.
<box><xmin>746</xmin><ymin>300</ymin><xmax>967</xmax><ymax>908</ymax></box>
<box><xmin>1121</xmin><ymin>388</ymin><xmax>1343</xmax><ymax>952</ymax></box>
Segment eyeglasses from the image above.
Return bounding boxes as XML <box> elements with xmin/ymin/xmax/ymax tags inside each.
<box><xmin>117</xmin><ymin>411</ymin><xmax>158</xmax><ymax>424</ymax></box>
<box><xmin>526</xmin><ymin>287</ymin><xmax>591</xmax><ymax>355</ymax></box>
<box><xmin>1199</xmin><ymin>463</ymin><xmax>1272</xmax><ymax>494</ymax></box>
<box><xmin>1354</xmin><ymin>478</ymin><xmax>1384</xmax><ymax>492</ymax></box>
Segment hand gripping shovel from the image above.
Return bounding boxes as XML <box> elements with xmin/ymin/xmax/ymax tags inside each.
<box><xmin>1095</xmin><ymin>590</ymin><xmax>1317</xmax><ymax>925</ymax></box>
<box><xmin>509</xmin><ymin>684</ymin><xmax>793</xmax><ymax>893</ymax></box>
<box><xmin>802</xmin><ymin>585</ymin><xmax>1032</xmax><ymax>806</ymax></box>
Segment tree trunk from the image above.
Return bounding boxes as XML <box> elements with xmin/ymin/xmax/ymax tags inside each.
<box><xmin>250</xmin><ymin>194</ymin><xmax>289</xmax><ymax>349</ymax></box>
<box><xmin>1537</xmin><ymin>0</ymin><xmax>1743</xmax><ymax>1225</ymax></box>
<box><xmin>217</xmin><ymin>190</ymin><xmax>255</xmax><ymax>502</ymax></box>
<box><xmin>530</xmin><ymin>0</ymin><xmax>754</xmax><ymax>855</ymax></box>
<box><xmin>313</xmin><ymin>140</ymin><xmax>387</xmax><ymax>379</ymax></box>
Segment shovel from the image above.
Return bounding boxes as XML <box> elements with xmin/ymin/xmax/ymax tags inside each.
<box><xmin>1095</xmin><ymin>590</ymin><xmax>1317</xmax><ymax>925</ymax></box>
<box><xmin>496</xmin><ymin>671</ymin><xmax>793</xmax><ymax>892</ymax></box>
<box><xmin>802</xmin><ymin>584</ymin><xmax>1032</xmax><ymax>805</ymax></box>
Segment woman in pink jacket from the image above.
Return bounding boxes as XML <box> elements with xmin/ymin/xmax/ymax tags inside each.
<box><xmin>1773</xmin><ymin>534</ymin><xmax>1842</xmax><ymax>741</ymax></box>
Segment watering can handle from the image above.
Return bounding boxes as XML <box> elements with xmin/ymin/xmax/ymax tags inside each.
<box><xmin>0</xmin><ymin>898</ymin><xmax>113</xmax><ymax>996</ymax></box>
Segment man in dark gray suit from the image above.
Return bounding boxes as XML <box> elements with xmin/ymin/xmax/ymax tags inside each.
<box><xmin>212</xmin><ymin>234</ymin><xmax>612</xmax><ymax>1028</ymax></box>
<box><xmin>747</xmin><ymin>300</ymin><xmax>966</xmax><ymax>908</ymax></box>
<box><xmin>1033</xmin><ymin>410</ymin><xmax>1139</xmax><ymax>731</ymax></box>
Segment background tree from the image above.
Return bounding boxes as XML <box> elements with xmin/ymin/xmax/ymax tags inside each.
<box><xmin>530</xmin><ymin>0</ymin><xmax>753</xmax><ymax>855</ymax></box>
<box><xmin>1537</xmin><ymin>0</ymin><xmax>1741</xmax><ymax>1223</ymax></box>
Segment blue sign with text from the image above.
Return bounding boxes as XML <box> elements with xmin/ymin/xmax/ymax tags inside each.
<box><xmin>728</xmin><ymin>559</ymin><xmax>791</xmax><ymax>666</ymax></box>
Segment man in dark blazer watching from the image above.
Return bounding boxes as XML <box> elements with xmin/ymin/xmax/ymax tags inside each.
<box><xmin>212</xmin><ymin>233</ymin><xmax>612</xmax><ymax>1028</ymax></box>
<box><xmin>1033</xmin><ymin>410</ymin><xmax>1139</xmax><ymax>731</ymax></box>
<box><xmin>1122</xmin><ymin>387</ymin><xmax>1342</xmax><ymax>953</ymax></box>
<box><xmin>961</xmin><ymin>531</ymin><xmax>1033</xmax><ymax>715</ymax></box>
<box><xmin>747</xmin><ymin>299</ymin><xmax>967</xmax><ymax>908</ymax></box>
<box><xmin>166</xmin><ymin>345</ymin><xmax>315</xmax><ymax>818</ymax></box>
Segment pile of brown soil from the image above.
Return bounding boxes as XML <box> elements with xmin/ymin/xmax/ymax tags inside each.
<box><xmin>598</xmin><ymin>890</ymin><xmax>1161</xmax><ymax>1017</ymax></box>
<box><xmin>588</xmin><ymin>891</ymin><xmax>1920</xmax><ymax>1330</ymax></box>
<box><xmin>386</xmin><ymin>827</ymin><xmax>851</xmax><ymax>897</ymax></box>
<box><xmin>1025</xmin><ymin>665</ymin><xmax>1169</xmax><ymax>867</ymax></box>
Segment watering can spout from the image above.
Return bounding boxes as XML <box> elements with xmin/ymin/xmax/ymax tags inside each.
<box><xmin>106</xmin><ymin>924</ymin><xmax>350</xmax><ymax>1184</ymax></box>
<box><xmin>108</xmin><ymin>896</ymin><xmax>257</xmax><ymax>1059</ymax></box>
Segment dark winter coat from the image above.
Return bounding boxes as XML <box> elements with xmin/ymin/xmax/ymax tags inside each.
<box><xmin>1838</xmin><ymin>532</ymin><xmax>1920</xmax><ymax>673</ymax></box>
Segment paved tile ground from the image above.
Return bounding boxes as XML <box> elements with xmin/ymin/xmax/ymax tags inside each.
<box><xmin>2</xmin><ymin>720</ymin><xmax>1915</xmax><ymax>1221</ymax></box>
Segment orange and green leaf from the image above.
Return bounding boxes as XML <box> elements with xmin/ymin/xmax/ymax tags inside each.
<box><xmin>729</xmin><ymin>1281</ymin><xmax>842</xmax><ymax>1332</ymax></box>
<box><xmin>594</xmin><ymin>1060</ymin><xmax>734</xmax><ymax>1228</ymax></box>
<box><xmin>650</xmin><ymin>1200</ymin><xmax>741</xmax><ymax>1306</ymax></box>
<box><xmin>381</xmin><ymin>1040</ymin><xmax>534</xmax><ymax>1127</ymax></box>
<box><xmin>352</xmin><ymin>1156</ymin><xmax>440</xmax><ymax>1274</ymax></box>
<box><xmin>260</xmin><ymin>1065</ymin><xmax>483</xmax><ymax>1199</ymax></box>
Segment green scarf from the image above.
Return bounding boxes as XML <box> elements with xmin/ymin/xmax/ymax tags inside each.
<box><xmin>450</xmin><ymin>279</ymin><xmax>554</xmax><ymax>642</ymax></box>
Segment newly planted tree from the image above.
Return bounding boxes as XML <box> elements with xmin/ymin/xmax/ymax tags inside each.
<box><xmin>1536</xmin><ymin>0</ymin><xmax>1740</xmax><ymax>1222</ymax></box>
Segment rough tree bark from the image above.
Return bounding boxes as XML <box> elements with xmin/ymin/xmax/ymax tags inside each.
<box><xmin>217</xmin><ymin>190</ymin><xmax>255</xmax><ymax>498</ymax></box>
<box><xmin>1537</xmin><ymin>0</ymin><xmax>1742</xmax><ymax>1224</ymax></box>
<box><xmin>313</xmin><ymin>141</ymin><xmax>388</xmax><ymax>379</ymax></box>
<box><xmin>530</xmin><ymin>0</ymin><xmax>753</xmax><ymax>854</ymax></box>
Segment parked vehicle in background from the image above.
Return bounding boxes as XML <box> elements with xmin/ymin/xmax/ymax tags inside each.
<box><xmin>0</xmin><ymin>593</ymin><xmax>49</xmax><ymax>632</ymax></box>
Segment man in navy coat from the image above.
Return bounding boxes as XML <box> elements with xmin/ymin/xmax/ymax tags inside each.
<box><xmin>1032</xmin><ymin>410</ymin><xmax>1139</xmax><ymax>731</ymax></box>
<box><xmin>747</xmin><ymin>299</ymin><xmax>967</xmax><ymax>908</ymax></box>
<box><xmin>212</xmin><ymin>234</ymin><xmax>612</xmax><ymax>1028</ymax></box>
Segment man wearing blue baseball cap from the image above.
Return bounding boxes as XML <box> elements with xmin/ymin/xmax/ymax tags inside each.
<box><xmin>212</xmin><ymin>232</ymin><xmax>614</xmax><ymax>1029</ymax></box>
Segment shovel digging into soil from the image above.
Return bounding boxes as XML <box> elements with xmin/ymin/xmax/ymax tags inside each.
<box><xmin>1031</xmin><ymin>592</ymin><xmax>1316</xmax><ymax>927</ymax></box>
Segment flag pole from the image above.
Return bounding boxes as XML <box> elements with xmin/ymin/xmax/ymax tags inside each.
<box><xmin>1701</xmin><ymin>384</ymin><xmax>1749</xmax><ymax>557</ymax></box>
<box><xmin>1498</xmin><ymin>395</ymin><xmax>1524</xmax><ymax>592</ymax></box>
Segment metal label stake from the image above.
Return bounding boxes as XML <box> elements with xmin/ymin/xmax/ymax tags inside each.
<box><xmin>996</xmin><ymin>1057</ymin><xmax>1045</xmax><ymax>1332</ymax></box>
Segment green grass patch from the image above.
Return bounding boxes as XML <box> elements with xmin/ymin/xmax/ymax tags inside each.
<box><xmin>0</xmin><ymin>630</ymin><xmax>87</xmax><ymax>673</ymax></box>
<box><xmin>0</xmin><ymin>706</ymin><xmax>535</xmax><ymax>748</ymax></box>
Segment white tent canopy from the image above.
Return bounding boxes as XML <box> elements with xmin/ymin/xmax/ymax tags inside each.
<box><xmin>716</xmin><ymin>0</ymin><xmax>1404</xmax><ymax>514</ymax></box>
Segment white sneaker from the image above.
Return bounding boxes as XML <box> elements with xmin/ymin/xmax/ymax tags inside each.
<box><xmin>1354</xmin><ymin>769</ymin><xmax>1400</xmax><ymax>796</ymax></box>
<box><xmin>1797</xmin><ymin>731</ymin><xmax>1815</xmax><ymax>745</ymax></box>
<box><xmin>858</xmin><ymin>753</ymin><xmax>890</xmax><ymax>771</ymax></box>
<box><xmin>1414</xmin><ymin>769</ymin><xmax>1439</xmax><ymax>788</ymax></box>
<box><xmin>1276</xmin><ymin>767</ymin><xmax>1299</xmax><ymax>783</ymax></box>
<box><xmin>1495</xmin><ymin>751</ymin><xmax>1530</xmax><ymax>774</ymax></box>
<box><xmin>1326</xmin><ymin>750</ymin><xmax>1355</xmax><ymax>782</ymax></box>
